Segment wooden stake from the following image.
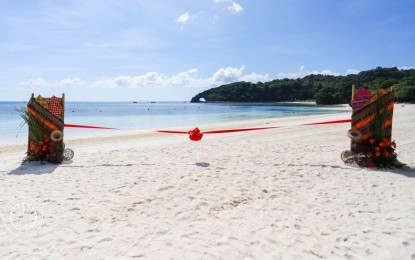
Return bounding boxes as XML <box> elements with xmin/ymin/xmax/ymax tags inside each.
<box><xmin>352</xmin><ymin>84</ymin><xmax>356</xmax><ymax>100</ymax></box>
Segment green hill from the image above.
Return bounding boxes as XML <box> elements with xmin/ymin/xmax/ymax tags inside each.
<box><xmin>190</xmin><ymin>67</ymin><xmax>415</xmax><ymax>104</ymax></box>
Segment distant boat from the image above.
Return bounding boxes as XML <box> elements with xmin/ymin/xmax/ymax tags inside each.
<box><xmin>133</xmin><ymin>101</ymin><xmax>138</xmax><ymax>103</ymax></box>
<box><xmin>151</xmin><ymin>101</ymin><xmax>156</xmax><ymax>103</ymax></box>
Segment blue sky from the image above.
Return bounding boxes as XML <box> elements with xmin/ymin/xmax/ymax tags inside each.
<box><xmin>1</xmin><ymin>0</ymin><xmax>414</xmax><ymax>101</ymax></box>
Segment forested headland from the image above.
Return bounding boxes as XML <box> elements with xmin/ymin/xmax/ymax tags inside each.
<box><xmin>190</xmin><ymin>67</ymin><xmax>415</xmax><ymax>104</ymax></box>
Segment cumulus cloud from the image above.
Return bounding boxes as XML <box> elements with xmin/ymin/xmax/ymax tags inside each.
<box><xmin>19</xmin><ymin>66</ymin><xmax>371</xmax><ymax>91</ymax></box>
<box><xmin>17</xmin><ymin>67</ymin><xmax>270</xmax><ymax>91</ymax></box>
<box><xmin>19</xmin><ymin>77</ymin><xmax>86</xmax><ymax>89</ymax></box>
<box><xmin>176</xmin><ymin>12</ymin><xmax>191</xmax><ymax>25</ymax></box>
<box><xmin>88</xmin><ymin>66</ymin><xmax>269</xmax><ymax>89</ymax></box>
<box><xmin>240</xmin><ymin>72</ymin><xmax>271</xmax><ymax>83</ymax></box>
<box><xmin>228</xmin><ymin>2</ymin><xmax>243</xmax><ymax>13</ymax></box>
<box><xmin>213</xmin><ymin>0</ymin><xmax>243</xmax><ymax>14</ymax></box>
<box><xmin>398</xmin><ymin>66</ymin><xmax>415</xmax><ymax>70</ymax></box>
<box><xmin>60</xmin><ymin>77</ymin><xmax>86</xmax><ymax>86</ymax></box>
<box><xmin>19</xmin><ymin>77</ymin><xmax>52</xmax><ymax>88</ymax></box>
<box><xmin>212</xmin><ymin>66</ymin><xmax>244</xmax><ymax>82</ymax></box>
<box><xmin>346</xmin><ymin>69</ymin><xmax>360</xmax><ymax>75</ymax></box>
<box><xmin>91</xmin><ymin>73</ymin><xmax>169</xmax><ymax>89</ymax></box>
<box><xmin>276</xmin><ymin>66</ymin><xmax>340</xmax><ymax>79</ymax></box>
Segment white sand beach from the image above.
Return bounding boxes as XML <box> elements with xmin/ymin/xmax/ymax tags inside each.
<box><xmin>1</xmin><ymin>105</ymin><xmax>414</xmax><ymax>259</ymax></box>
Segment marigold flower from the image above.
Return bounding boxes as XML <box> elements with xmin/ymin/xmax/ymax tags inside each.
<box><xmin>375</xmin><ymin>151</ymin><xmax>381</xmax><ymax>157</ymax></box>
<box><xmin>37</xmin><ymin>141</ymin><xmax>43</xmax><ymax>145</ymax></box>
<box><xmin>368</xmin><ymin>162</ymin><xmax>375</xmax><ymax>168</ymax></box>
<box><xmin>368</xmin><ymin>152</ymin><xmax>373</xmax><ymax>158</ymax></box>
<box><xmin>369</xmin><ymin>138</ymin><xmax>376</xmax><ymax>144</ymax></box>
<box><xmin>384</xmin><ymin>151</ymin><xmax>390</xmax><ymax>158</ymax></box>
<box><xmin>374</xmin><ymin>147</ymin><xmax>380</xmax><ymax>152</ymax></box>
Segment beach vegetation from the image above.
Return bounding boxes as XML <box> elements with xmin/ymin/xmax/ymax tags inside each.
<box><xmin>191</xmin><ymin>67</ymin><xmax>415</xmax><ymax>104</ymax></box>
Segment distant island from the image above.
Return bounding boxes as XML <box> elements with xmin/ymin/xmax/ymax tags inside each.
<box><xmin>190</xmin><ymin>67</ymin><xmax>415</xmax><ymax>105</ymax></box>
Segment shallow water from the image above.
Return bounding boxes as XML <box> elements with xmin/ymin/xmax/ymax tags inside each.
<box><xmin>0</xmin><ymin>101</ymin><xmax>344</xmax><ymax>145</ymax></box>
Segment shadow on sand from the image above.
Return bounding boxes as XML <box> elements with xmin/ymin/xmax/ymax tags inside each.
<box><xmin>7</xmin><ymin>161</ymin><xmax>62</xmax><ymax>175</ymax></box>
<box><xmin>195</xmin><ymin>162</ymin><xmax>210</xmax><ymax>167</ymax></box>
<box><xmin>386</xmin><ymin>163</ymin><xmax>415</xmax><ymax>178</ymax></box>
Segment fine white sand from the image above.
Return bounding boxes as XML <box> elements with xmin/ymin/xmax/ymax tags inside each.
<box><xmin>0</xmin><ymin>105</ymin><xmax>414</xmax><ymax>259</ymax></box>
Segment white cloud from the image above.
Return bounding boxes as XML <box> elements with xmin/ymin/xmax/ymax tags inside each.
<box><xmin>176</xmin><ymin>12</ymin><xmax>190</xmax><ymax>25</ymax></box>
<box><xmin>314</xmin><ymin>70</ymin><xmax>339</xmax><ymax>76</ymax></box>
<box><xmin>277</xmin><ymin>66</ymin><xmax>340</xmax><ymax>79</ymax></box>
<box><xmin>169</xmin><ymin>68</ymin><xmax>199</xmax><ymax>86</ymax></box>
<box><xmin>60</xmin><ymin>77</ymin><xmax>86</xmax><ymax>86</ymax></box>
<box><xmin>212</xmin><ymin>66</ymin><xmax>244</xmax><ymax>82</ymax></box>
<box><xmin>346</xmin><ymin>69</ymin><xmax>360</xmax><ymax>75</ymax></box>
<box><xmin>88</xmin><ymin>66</ymin><xmax>269</xmax><ymax>89</ymax></box>
<box><xmin>213</xmin><ymin>0</ymin><xmax>244</xmax><ymax>13</ymax></box>
<box><xmin>91</xmin><ymin>73</ymin><xmax>169</xmax><ymax>89</ymax></box>
<box><xmin>19</xmin><ymin>78</ymin><xmax>52</xmax><ymax>89</ymax></box>
<box><xmin>398</xmin><ymin>66</ymin><xmax>414</xmax><ymax>70</ymax></box>
<box><xmin>17</xmin><ymin>67</ymin><xmax>270</xmax><ymax>91</ymax></box>
<box><xmin>19</xmin><ymin>77</ymin><xmax>86</xmax><ymax>89</ymax></box>
<box><xmin>240</xmin><ymin>72</ymin><xmax>271</xmax><ymax>83</ymax></box>
<box><xmin>214</xmin><ymin>0</ymin><xmax>243</xmax><ymax>14</ymax></box>
<box><xmin>228</xmin><ymin>2</ymin><xmax>243</xmax><ymax>13</ymax></box>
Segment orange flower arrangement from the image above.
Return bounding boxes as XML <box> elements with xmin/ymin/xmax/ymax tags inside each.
<box><xmin>366</xmin><ymin>137</ymin><xmax>397</xmax><ymax>168</ymax></box>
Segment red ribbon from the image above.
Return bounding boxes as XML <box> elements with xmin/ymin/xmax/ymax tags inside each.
<box><xmin>64</xmin><ymin>124</ymin><xmax>119</xmax><ymax>130</ymax></box>
<box><xmin>155</xmin><ymin>126</ymin><xmax>281</xmax><ymax>135</ymax></box>
<box><xmin>63</xmin><ymin>118</ymin><xmax>352</xmax><ymax>141</ymax></box>
<box><xmin>156</xmin><ymin>119</ymin><xmax>351</xmax><ymax>141</ymax></box>
<box><xmin>299</xmin><ymin>119</ymin><xmax>351</xmax><ymax>126</ymax></box>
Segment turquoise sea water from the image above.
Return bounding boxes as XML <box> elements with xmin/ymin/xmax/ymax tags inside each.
<box><xmin>0</xmin><ymin>101</ymin><xmax>344</xmax><ymax>145</ymax></box>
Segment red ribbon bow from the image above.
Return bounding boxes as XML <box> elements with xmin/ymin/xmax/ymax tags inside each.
<box><xmin>189</xmin><ymin>128</ymin><xmax>203</xmax><ymax>141</ymax></box>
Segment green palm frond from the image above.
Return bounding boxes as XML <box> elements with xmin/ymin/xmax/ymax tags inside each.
<box><xmin>15</xmin><ymin>106</ymin><xmax>45</xmax><ymax>141</ymax></box>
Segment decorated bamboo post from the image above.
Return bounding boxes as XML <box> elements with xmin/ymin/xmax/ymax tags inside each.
<box><xmin>342</xmin><ymin>85</ymin><xmax>398</xmax><ymax>167</ymax></box>
<box><xmin>351</xmin><ymin>84</ymin><xmax>356</xmax><ymax>110</ymax></box>
<box><xmin>26</xmin><ymin>94</ymin><xmax>66</xmax><ymax>164</ymax></box>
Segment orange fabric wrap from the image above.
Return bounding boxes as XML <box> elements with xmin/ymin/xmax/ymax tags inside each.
<box><xmin>27</xmin><ymin>106</ymin><xmax>58</xmax><ymax>131</ymax></box>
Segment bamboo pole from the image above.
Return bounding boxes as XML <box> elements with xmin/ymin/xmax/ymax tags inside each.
<box><xmin>350</xmin><ymin>85</ymin><xmax>356</xmax><ymax>152</ymax></box>
<box><xmin>62</xmin><ymin>93</ymin><xmax>65</xmax><ymax>123</ymax></box>
<box><xmin>351</xmin><ymin>84</ymin><xmax>356</xmax><ymax>108</ymax></box>
<box><xmin>27</xmin><ymin>93</ymin><xmax>35</xmax><ymax>156</ymax></box>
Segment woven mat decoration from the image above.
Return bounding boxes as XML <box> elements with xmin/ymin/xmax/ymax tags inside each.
<box><xmin>350</xmin><ymin>90</ymin><xmax>394</xmax><ymax>154</ymax></box>
<box><xmin>48</xmin><ymin>96</ymin><xmax>64</xmax><ymax>119</ymax></box>
<box><xmin>27</xmin><ymin>95</ymin><xmax>65</xmax><ymax>164</ymax></box>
